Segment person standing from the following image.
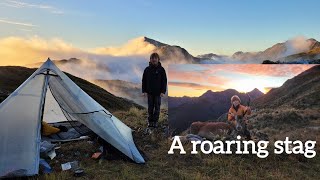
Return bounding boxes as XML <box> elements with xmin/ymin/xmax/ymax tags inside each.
<box><xmin>142</xmin><ymin>53</ymin><xmax>167</xmax><ymax>128</ymax></box>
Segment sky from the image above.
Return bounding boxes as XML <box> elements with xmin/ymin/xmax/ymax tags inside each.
<box><xmin>0</xmin><ymin>0</ymin><xmax>320</xmax><ymax>56</ymax></box>
<box><xmin>168</xmin><ymin>64</ymin><xmax>315</xmax><ymax>97</ymax></box>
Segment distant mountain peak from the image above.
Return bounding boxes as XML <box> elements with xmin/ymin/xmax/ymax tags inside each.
<box><xmin>233</xmin><ymin>38</ymin><xmax>307</xmax><ymax>62</ymax></box>
<box><xmin>199</xmin><ymin>89</ymin><xmax>240</xmax><ymax>99</ymax></box>
<box><xmin>198</xmin><ymin>88</ymin><xmax>264</xmax><ymax>100</ymax></box>
<box><xmin>250</xmin><ymin>88</ymin><xmax>263</xmax><ymax>93</ymax></box>
<box><xmin>139</xmin><ymin>36</ymin><xmax>168</xmax><ymax>47</ymax></box>
<box><xmin>248</xmin><ymin>88</ymin><xmax>264</xmax><ymax>99</ymax></box>
<box><xmin>196</xmin><ymin>53</ymin><xmax>226</xmax><ymax>60</ymax></box>
<box><xmin>199</xmin><ymin>90</ymin><xmax>214</xmax><ymax>98</ymax></box>
<box><xmin>233</xmin><ymin>51</ymin><xmax>244</xmax><ymax>55</ymax></box>
<box><xmin>223</xmin><ymin>89</ymin><xmax>239</xmax><ymax>93</ymax></box>
<box><xmin>307</xmin><ymin>38</ymin><xmax>317</xmax><ymax>42</ymax></box>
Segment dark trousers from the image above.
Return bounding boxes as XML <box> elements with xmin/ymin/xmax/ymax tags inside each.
<box><xmin>147</xmin><ymin>95</ymin><xmax>161</xmax><ymax>123</ymax></box>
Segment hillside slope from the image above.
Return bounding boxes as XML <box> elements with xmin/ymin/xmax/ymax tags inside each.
<box><xmin>253</xmin><ymin>65</ymin><xmax>320</xmax><ymax>109</ymax></box>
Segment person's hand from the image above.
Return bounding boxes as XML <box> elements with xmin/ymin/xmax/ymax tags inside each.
<box><xmin>160</xmin><ymin>93</ymin><xmax>165</xmax><ymax>97</ymax></box>
<box><xmin>142</xmin><ymin>93</ymin><xmax>147</xmax><ymax>97</ymax></box>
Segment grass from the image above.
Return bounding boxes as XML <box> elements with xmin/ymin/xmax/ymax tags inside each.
<box><xmin>34</xmin><ymin>107</ymin><xmax>320</xmax><ymax>180</ymax></box>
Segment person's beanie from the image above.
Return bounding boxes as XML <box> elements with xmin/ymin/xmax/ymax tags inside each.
<box><xmin>231</xmin><ymin>95</ymin><xmax>241</xmax><ymax>103</ymax></box>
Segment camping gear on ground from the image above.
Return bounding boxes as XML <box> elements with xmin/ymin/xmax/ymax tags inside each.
<box><xmin>40</xmin><ymin>141</ymin><xmax>56</xmax><ymax>154</ymax></box>
<box><xmin>61</xmin><ymin>161</ymin><xmax>79</xmax><ymax>171</ymax></box>
<box><xmin>91</xmin><ymin>152</ymin><xmax>102</xmax><ymax>159</ymax></box>
<box><xmin>0</xmin><ymin>59</ymin><xmax>145</xmax><ymax>177</ymax></box>
<box><xmin>47</xmin><ymin>150</ymin><xmax>56</xmax><ymax>160</ymax></box>
<box><xmin>74</xmin><ymin>168</ymin><xmax>85</xmax><ymax>177</ymax></box>
<box><xmin>41</xmin><ymin>135</ymin><xmax>90</xmax><ymax>143</ymax></box>
<box><xmin>50</xmin><ymin>128</ymin><xmax>82</xmax><ymax>140</ymax></box>
<box><xmin>57</xmin><ymin>125</ymin><xmax>69</xmax><ymax>132</ymax></box>
<box><xmin>39</xmin><ymin>159</ymin><xmax>52</xmax><ymax>174</ymax></box>
<box><xmin>42</xmin><ymin>121</ymin><xmax>61</xmax><ymax>136</ymax></box>
<box><xmin>186</xmin><ymin>134</ymin><xmax>204</xmax><ymax>142</ymax></box>
<box><xmin>61</xmin><ymin>161</ymin><xmax>84</xmax><ymax>177</ymax></box>
<box><xmin>40</xmin><ymin>140</ymin><xmax>56</xmax><ymax>160</ymax></box>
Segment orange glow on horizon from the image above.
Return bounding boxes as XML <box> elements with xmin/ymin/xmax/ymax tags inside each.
<box><xmin>168</xmin><ymin>86</ymin><xmax>272</xmax><ymax>97</ymax></box>
<box><xmin>168</xmin><ymin>64</ymin><xmax>314</xmax><ymax>97</ymax></box>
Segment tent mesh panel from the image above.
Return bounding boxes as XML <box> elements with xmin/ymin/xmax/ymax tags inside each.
<box><xmin>47</xmin><ymin>76</ymin><xmax>107</xmax><ymax>136</ymax></box>
<box><xmin>59</xmin><ymin>109</ymin><xmax>93</xmax><ymax>136</ymax></box>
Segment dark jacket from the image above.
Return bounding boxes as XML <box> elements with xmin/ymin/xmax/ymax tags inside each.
<box><xmin>142</xmin><ymin>62</ymin><xmax>167</xmax><ymax>96</ymax></box>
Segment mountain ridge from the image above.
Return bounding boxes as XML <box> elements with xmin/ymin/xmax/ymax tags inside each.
<box><xmin>26</xmin><ymin>37</ymin><xmax>320</xmax><ymax>69</ymax></box>
<box><xmin>201</xmin><ymin>38</ymin><xmax>320</xmax><ymax>63</ymax></box>
<box><xmin>253</xmin><ymin>65</ymin><xmax>320</xmax><ymax>108</ymax></box>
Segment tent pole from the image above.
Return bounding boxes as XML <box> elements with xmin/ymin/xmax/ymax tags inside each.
<box><xmin>34</xmin><ymin>69</ymin><xmax>50</xmax><ymax>173</ymax></box>
<box><xmin>39</xmin><ymin>69</ymin><xmax>50</xmax><ymax>123</ymax></box>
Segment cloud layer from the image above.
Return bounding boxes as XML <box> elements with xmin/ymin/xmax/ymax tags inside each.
<box><xmin>0</xmin><ymin>36</ymin><xmax>317</xmax><ymax>85</ymax></box>
<box><xmin>199</xmin><ymin>36</ymin><xmax>315</xmax><ymax>63</ymax></box>
<box><xmin>0</xmin><ymin>19</ymin><xmax>36</xmax><ymax>27</ymax></box>
<box><xmin>0</xmin><ymin>36</ymin><xmax>84</xmax><ymax>66</ymax></box>
<box><xmin>92</xmin><ymin>37</ymin><xmax>156</xmax><ymax>56</ymax></box>
<box><xmin>0</xmin><ymin>36</ymin><xmax>156</xmax><ymax>83</ymax></box>
<box><xmin>283</xmin><ymin>36</ymin><xmax>314</xmax><ymax>57</ymax></box>
<box><xmin>168</xmin><ymin>82</ymin><xmax>224</xmax><ymax>91</ymax></box>
<box><xmin>1</xmin><ymin>0</ymin><xmax>64</xmax><ymax>14</ymax></box>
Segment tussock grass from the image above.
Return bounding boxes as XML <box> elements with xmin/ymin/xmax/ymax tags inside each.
<box><xmin>34</xmin><ymin>108</ymin><xmax>320</xmax><ymax>180</ymax></box>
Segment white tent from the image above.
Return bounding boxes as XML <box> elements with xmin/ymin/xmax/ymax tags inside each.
<box><xmin>0</xmin><ymin>59</ymin><xmax>145</xmax><ymax>177</ymax></box>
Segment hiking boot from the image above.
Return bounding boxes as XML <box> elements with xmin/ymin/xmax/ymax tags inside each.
<box><xmin>144</xmin><ymin>127</ymin><xmax>153</xmax><ymax>135</ymax></box>
<box><xmin>148</xmin><ymin>122</ymin><xmax>159</xmax><ymax>128</ymax></box>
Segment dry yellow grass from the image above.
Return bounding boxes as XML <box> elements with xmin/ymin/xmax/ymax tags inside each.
<box><xmin>35</xmin><ymin>108</ymin><xmax>320</xmax><ymax>180</ymax></box>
